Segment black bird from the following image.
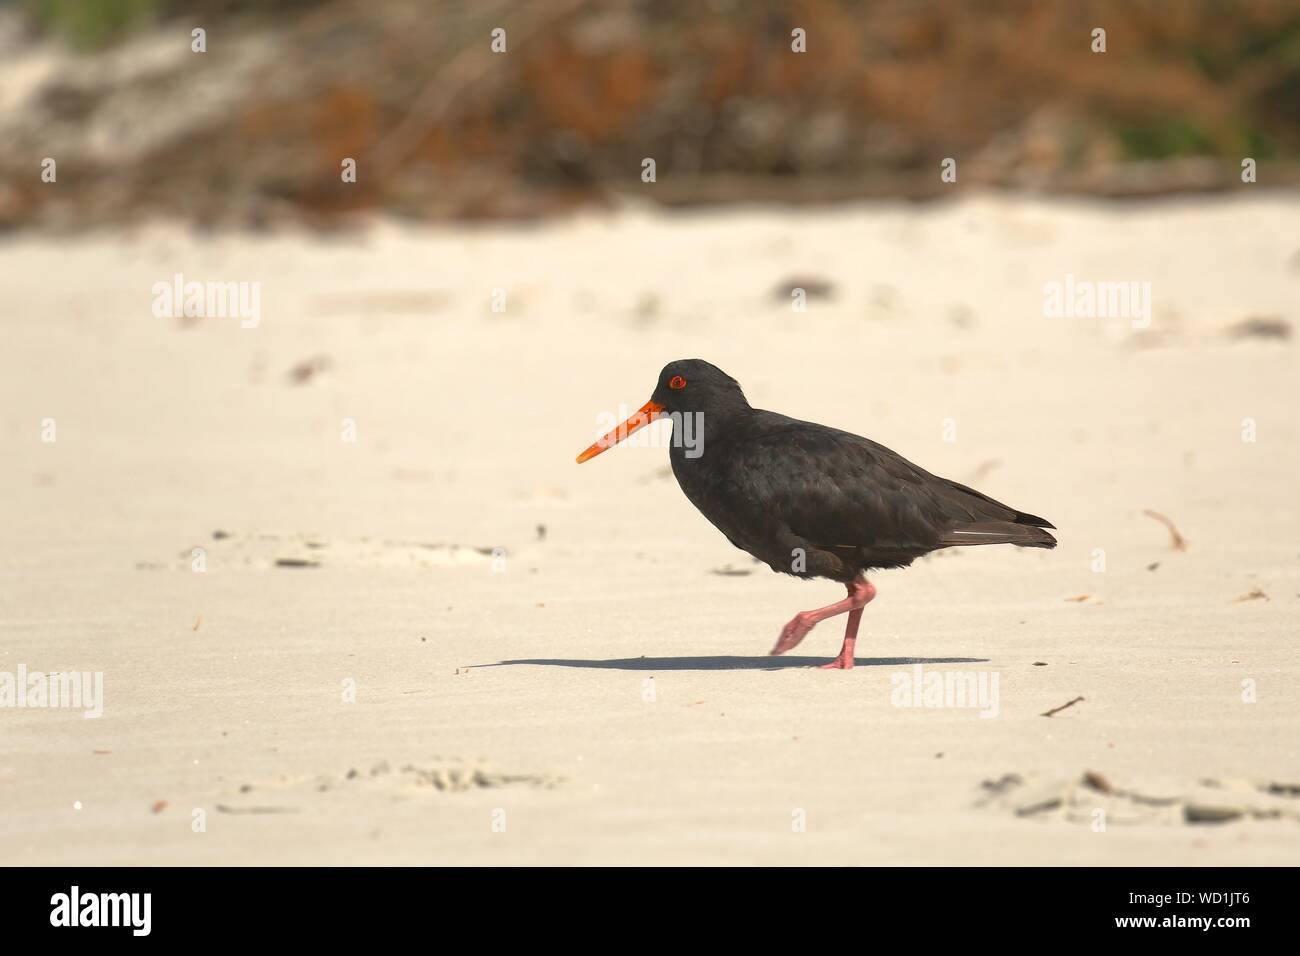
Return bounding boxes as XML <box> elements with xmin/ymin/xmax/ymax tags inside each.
<box><xmin>576</xmin><ymin>360</ymin><xmax>1056</xmax><ymax>669</ymax></box>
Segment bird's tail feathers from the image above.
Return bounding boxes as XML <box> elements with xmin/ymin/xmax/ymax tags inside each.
<box><xmin>941</xmin><ymin>520</ymin><xmax>1057</xmax><ymax>549</ymax></box>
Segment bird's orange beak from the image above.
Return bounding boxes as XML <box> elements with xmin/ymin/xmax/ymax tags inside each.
<box><xmin>576</xmin><ymin>399</ymin><xmax>667</xmax><ymax>463</ymax></box>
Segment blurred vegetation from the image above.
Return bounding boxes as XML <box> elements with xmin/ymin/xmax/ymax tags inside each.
<box><xmin>1117</xmin><ymin>119</ymin><xmax>1215</xmax><ymax>160</ymax></box>
<box><xmin>3</xmin><ymin>0</ymin><xmax>1298</xmax><ymax>229</ymax></box>
<box><xmin>20</xmin><ymin>0</ymin><xmax>333</xmax><ymax>48</ymax></box>
<box><xmin>20</xmin><ymin>0</ymin><xmax>163</xmax><ymax>48</ymax></box>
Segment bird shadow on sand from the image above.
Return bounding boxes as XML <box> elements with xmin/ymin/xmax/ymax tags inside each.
<box><xmin>479</xmin><ymin>656</ymin><xmax>989</xmax><ymax>672</ymax></box>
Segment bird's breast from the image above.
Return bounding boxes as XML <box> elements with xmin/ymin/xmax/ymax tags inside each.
<box><xmin>669</xmin><ymin>439</ymin><xmax>771</xmax><ymax>553</ymax></box>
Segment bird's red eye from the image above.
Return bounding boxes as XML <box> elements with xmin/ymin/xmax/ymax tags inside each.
<box><xmin>669</xmin><ymin>375</ymin><xmax>687</xmax><ymax>390</ymax></box>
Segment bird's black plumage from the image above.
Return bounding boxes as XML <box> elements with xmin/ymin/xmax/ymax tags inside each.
<box><xmin>651</xmin><ymin>359</ymin><xmax>1056</xmax><ymax>583</ymax></box>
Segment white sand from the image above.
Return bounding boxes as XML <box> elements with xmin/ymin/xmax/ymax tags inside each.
<box><xmin>1</xmin><ymin>193</ymin><xmax>1297</xmax><ymax>864</ymax></box>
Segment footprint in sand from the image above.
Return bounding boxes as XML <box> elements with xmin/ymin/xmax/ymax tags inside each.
<box><xmin>216</xmin><ymin>758</ymin><xmax>562</xmax><ymax>814</ymax></box>
<box><xmin>977</xmin><ymin>771</ymin><xmax>1300</xmax><ymax>826</ymax></box>
<box><xmin>168</xmin><ymin>531</ymin><xmax>511</xmax><ymax>570</ymax></box>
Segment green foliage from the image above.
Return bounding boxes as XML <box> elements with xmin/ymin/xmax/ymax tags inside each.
<box><xmin>22</xmin><ymin>0</ymin><xmax>163</xmax><ymax>49</ymax></box>
<box><xmin>1191</xmin><ymin>16</ymin><xmax>1300</xmax><ymax>81</ymax></box>
<box><xmin>1117</xmin><ymin>118</ymin><xmax>1214</xmax><ymax>159</ymax></box>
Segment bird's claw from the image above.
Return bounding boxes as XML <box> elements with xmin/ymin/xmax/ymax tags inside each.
<box><xmin>770</xmin><ymin>613</ymin><xmax>815</xmax><ymax>655</ymax></box>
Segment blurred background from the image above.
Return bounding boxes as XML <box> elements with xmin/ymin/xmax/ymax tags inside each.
<box><xmin>2</xmin><ymin>0</ymin><xmax>1299</xmax><ymax>230</ymax></box>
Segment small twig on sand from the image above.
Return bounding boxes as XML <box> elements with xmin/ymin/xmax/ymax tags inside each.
<box><xmin>1143</xmin><ymin>509</ymin><xmax>1188</xmax><ymax>551</ymax></box>
<box><xmin>1041</xmin><ymin>695</ymin><xmax>1085</xmax><ymax>718</ymax></box>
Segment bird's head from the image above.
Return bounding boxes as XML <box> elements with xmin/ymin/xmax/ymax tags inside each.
<box><xmin>576</xmin><ymin>359</ymin><xmax>748</xmax><ymax>463</ymax></box>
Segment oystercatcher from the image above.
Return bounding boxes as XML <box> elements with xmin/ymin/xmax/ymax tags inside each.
<box><xmin>576</xmin><ymin>360</ymin><xmax>1056</xmax><ymax>669</ymax></box>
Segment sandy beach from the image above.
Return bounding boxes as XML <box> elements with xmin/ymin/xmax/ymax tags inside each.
<box><xmin>1</xmin><ymin>193</ymin><xmax>1297</xmax><ymax>865</ymax></box>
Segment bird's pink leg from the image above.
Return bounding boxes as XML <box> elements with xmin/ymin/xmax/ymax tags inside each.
<box><xmin>770</xmin><ymin>577</ymin><xmax>876</xmax><ymax>665</ymax></box>
<box><xmin>818</xmin><ymin>604</ymin><xmax>865</xmax><ymax>670</ymax></box>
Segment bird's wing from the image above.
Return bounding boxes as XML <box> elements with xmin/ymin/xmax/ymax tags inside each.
<box><xmin>731</xmin><ymin>416</ymin><xmax>1048</xmax><ymax>555</ymax></box>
